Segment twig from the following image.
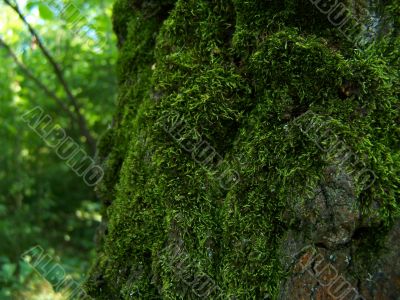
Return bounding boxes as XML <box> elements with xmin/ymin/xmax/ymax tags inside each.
<box><xmin>0</xmin><ymin>37</ymin><xmax>76</xmax><ymax>121</ymax></box>
<box><xmin>4</xmin><ymin>0</ymin><xmax>96</xmax><ymax>154</ymax></box>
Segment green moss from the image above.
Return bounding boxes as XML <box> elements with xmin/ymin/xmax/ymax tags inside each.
<box><xmin>86</xmin><ymin>0</ymin><xmax>399</xmax><ymax>298</ymax></box>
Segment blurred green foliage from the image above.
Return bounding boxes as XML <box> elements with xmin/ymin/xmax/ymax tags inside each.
<box><xmin>0</xmin><ymin>0</ymin><xmax>117</xmax><ymax>298</ymax></box>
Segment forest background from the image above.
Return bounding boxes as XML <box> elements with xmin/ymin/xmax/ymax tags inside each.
<box><xmin>0</xmin><ymin>0</ymin><xmax>116</xmax><ymax>298</ymax></box>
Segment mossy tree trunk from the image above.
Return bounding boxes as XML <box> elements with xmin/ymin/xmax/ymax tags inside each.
<box><xmin>85</xmin><ymin>1</ymin><xmax>399</xmax><ymax>299</ymax></box>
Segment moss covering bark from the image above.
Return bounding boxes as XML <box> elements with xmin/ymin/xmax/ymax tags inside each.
<box><xmin>86</xmin><ymin>0</ymin><xmax>399</xmax><ymax>299</ymax></box>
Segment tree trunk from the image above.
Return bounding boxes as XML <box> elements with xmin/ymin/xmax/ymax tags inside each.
<box><xmin>85</xmin><ymin>1</ymin><xmax>399</xmax><ymax>299</ymax></box>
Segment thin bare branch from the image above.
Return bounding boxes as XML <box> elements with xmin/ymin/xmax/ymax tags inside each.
<box><xmin>4</xmin><ymin>0</ymin><xmax>97</xmax><ymax>154</ymax></box>
<box><xmin>0</xmin><ymin>37</ymin><xmax>77</xmax><ymax>121</ymax></box>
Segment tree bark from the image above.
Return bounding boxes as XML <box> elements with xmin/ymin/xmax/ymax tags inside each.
<box><xmin>85</xmin><ymin>1</ymin><xmax>399</xmax><ymax>299</ymax></box>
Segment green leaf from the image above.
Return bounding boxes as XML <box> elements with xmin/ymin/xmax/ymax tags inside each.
<box><xmin>0</xmin><ymin>263</ymin><xmax>16</xmax><ymax>280</ymax></box>
<box><xmin>38</xmin><ymin>3</ymin><xmax>54</xmax><ymax>20</ymax></box>
<box><xmin>26</xmin><ymin>0</ymin><xmax>40</xmax><ymax>11</ymax></box>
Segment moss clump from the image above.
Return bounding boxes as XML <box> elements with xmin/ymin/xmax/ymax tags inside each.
<box><xmin>86</xmin><ymin>0</ymin><xmax>399</xmax><ymax>299</ymax></box>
